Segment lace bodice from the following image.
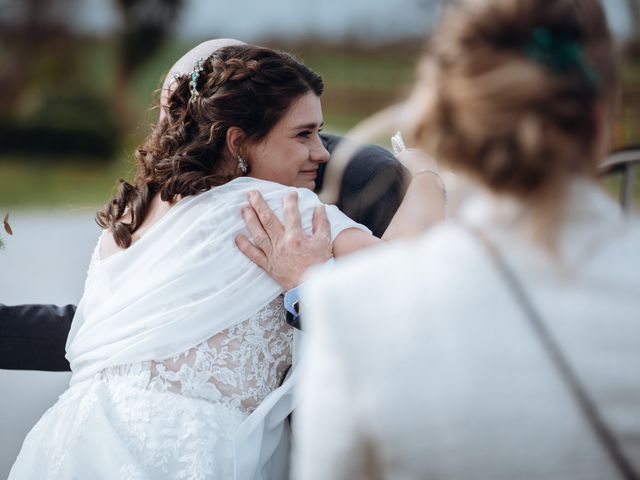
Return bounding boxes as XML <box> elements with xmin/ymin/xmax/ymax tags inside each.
<box><xmin>98</xmin><ymin>298</ymin><xmax>294</xmax><ymax>414</ymax></box>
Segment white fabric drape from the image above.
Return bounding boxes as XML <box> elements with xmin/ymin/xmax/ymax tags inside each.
<box><xmin>67</xmin><ymin>177</ymin><xmax>367</xmax><ymax>382</ymax></box>
<box><xmin>63</xmin><ymin>176</ymin><xmax>369</xmax><ymax>479</ymax></box>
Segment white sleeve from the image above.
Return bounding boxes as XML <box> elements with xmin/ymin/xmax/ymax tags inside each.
<box><xmin>258</xmin><ymin>183</ymin><xmax>371</xmax><ymax>241</ymax></box>
<box><xmin>295</xmin><ymin>188</ymin><xmax>372</xmax><ymax>241</ymax></box>
<box><xmin>292</xmin><ymin>270</ymin><xmax>369</xmax><ymax>480</ymax></box>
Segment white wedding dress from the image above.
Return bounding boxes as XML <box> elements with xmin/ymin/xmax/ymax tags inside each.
<box><xmin>10</xmin><ymin>298</ymin><xmax>292</xmax><ymax>480</ymax></box>
<box><xmin>9</xmin><ymin>178</ymin><xmax>369</xmax><ymax>480</ymax></box>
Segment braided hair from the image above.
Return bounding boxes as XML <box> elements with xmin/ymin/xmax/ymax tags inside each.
<box><xmin>97</xmin><ymin>45</ymin><xmax>323</xmax><ymax>248</ymax></box>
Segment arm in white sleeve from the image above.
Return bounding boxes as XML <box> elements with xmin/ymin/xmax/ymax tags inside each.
<box><xmin>292</xmin><ymin>272</ymin><xmax>369</xmax><ymax>480</ymax></box>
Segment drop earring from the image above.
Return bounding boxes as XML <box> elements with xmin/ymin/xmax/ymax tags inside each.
<box><xmin>237</xmin><ymin>155</ymin><xmax>248</xmax><ymax>174</ymax></box>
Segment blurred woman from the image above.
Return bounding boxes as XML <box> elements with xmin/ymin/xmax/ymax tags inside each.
<box><xmin>294</xmin><ymin>0</ymin><xmax>640</xmax><ymax>479</ymax></box>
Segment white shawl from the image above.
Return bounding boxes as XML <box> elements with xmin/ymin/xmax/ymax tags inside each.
<box><xmin>67</xmin><ymin>177</ymin><xmax>367</xmax><ymax>379</ymax></box>
<box><xmin>65</xmin><ymin>177</ymin><xmax>369</xmax><ymax>479</ymax></box>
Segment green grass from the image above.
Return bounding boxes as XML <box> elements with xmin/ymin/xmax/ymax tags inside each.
<box><xmin>299</xmin><ymin>46</ymin><xmax>419</xmax><ymax>90</ymax></box>
<box><xmin>0</xmin><ymin>41</ymin><xmax>421</xmax><ymax>207</ymax></box>
<box><xmin>0</xmin><ymin>156</ymin><xmax>132</xmax><ymax>208</ymax></box>
<box><xmin>617</xmin><ymin>58</ymin><xmax>640</xmax><ymax>147</ymax></box>
<box><xmin>1</xmin><ymin>40</ymin><xmax>639</xmax><ymax>208</ymax></box>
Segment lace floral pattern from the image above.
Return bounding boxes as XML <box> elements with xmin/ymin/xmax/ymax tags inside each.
<box><xmin>103</xmin><ymin>376</ymin><xmax>241</xmax><ymax>479</ymax></box>
<box><xmin>119</xmin><ymin>464</ymin><xmax>145</xmax><ymax>480</ymax></box>
<box><xmin>96</xmin><ymin>297</ymin><xmax>294</xmax><ymax>477</ymax></box>
<box><xmin>101</xmin><ymin>297</ymin><xmax>294</xmax><ymax>414</ymax></box>
<box><xmin>9</xmin><ymin>298</ymin><xmax>294</xmax><ymax>480</ymax></box>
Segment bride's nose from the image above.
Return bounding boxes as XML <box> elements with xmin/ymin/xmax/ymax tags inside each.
<box><xmin>310</xmin><ymin>135</ymin><xmax>330</xmax><ymax>164</ymax></box>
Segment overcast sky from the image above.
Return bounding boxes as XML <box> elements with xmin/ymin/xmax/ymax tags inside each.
<box><xmin>74</xmin><ymin>0</ymin><xmax>633</xmax><ymax>42</ymax></box>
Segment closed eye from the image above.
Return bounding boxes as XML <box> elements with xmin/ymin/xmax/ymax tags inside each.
<box><xmin>293</xmin><ymin>122</ymin><xmax>324</xmax><ymax>139</ymax></box>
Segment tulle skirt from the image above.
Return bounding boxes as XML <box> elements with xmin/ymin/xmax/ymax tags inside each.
<box><xmin>9</xmin><ymin>373</ymin><xmax>247</xmax><ymax>480</ymax></box>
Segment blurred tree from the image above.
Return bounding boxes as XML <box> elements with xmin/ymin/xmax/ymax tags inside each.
<box><xmin>0</xmin><ymin>0</ymin><xmax>80</xmax><ymax>111</ymax></box>
<box><xmin>112</xmin><ymin>0</ymin><xmax>185</xmax><ymax>126</ymax></box>
<box><xmin>0</xmin><ymin>0</ymin><xmax>185</xmax><ymax>159</ymax></box>
<box><xmin>0</xmin><ymin>0</ymin><xmax>123</xmax><ymax>160</ymax></box>
<box><xmin>624</xmin><ymin>0</ymin><xmax>640</xmax><ymax>56</ymax></box>
<box><xmin>625</xmin><ymin>0</ymin><xmax>640</xmax><ymax>34</ymax></box>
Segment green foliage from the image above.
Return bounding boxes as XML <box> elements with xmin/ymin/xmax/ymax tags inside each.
<box><xmin>298</xmin><ymin>43</ymin><xmax>419</xmax><ymax>130</ymax></box>
<box><xmin>0</xmin><ymin>155</ymin><xmax>134</xmax><ymax>207</ymax></box>
<box><xmin>115</xmin><ymin>0</ymin><xmax>186</xmax><ymax>71</ymax></box>
<box><xmin>0</xmin><ymin>40</ymin><xmax>122</xmax><ymax>160</ymax></box>
<box><xmin>618</xmin><ymin>58</ymin><xmax>640</xmax><ymax>147</ymax></box>
<box><xmin>0</xmin><ymin>90</ymin><xmax>121</xmax><ymax>159</ymax></box>
<box><xmin>0</xmin><ymin>40</ymin><xmax>639</xmax><ymax>208</ymax></box>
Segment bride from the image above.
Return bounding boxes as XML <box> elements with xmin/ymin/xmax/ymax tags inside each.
<box><xmin>9</xmin><ymin>41</ymin><xmax>444</xmax><ymax>480</ymax></box>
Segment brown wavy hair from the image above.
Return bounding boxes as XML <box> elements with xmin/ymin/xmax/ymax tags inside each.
<box><xmin>97</xmin><ymin>45</ymin><xmax>323</xmax><ymax>248</ymax></box>
<box><xmin>409</xmin><ymin>0</ymin><xmax>617</xmax><ymax>206</ymax></box>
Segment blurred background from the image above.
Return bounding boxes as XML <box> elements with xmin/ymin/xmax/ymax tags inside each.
<box><xmin>0</xmin><ymin>0</ymin><xmax>638</xmax><ymax>210</ymax></box>
<box><xmin>0</xmin><ymin>0</ymin><xmax>639</xmax><ymax>476</ymax></box>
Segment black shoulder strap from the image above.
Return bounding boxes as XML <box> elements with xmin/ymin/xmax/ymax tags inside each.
<box><xmin>464</xmin><ymin>224</ymin><xmax>638</xmax><ymax>480</ymax></box>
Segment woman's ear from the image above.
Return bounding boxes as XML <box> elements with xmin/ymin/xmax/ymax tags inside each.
<box><xmin>226</xmin><ymin>126</ymin><xmax>246</xmax><ymax>158</ymax></box>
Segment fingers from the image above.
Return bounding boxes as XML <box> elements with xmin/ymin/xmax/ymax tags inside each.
<box><xmin>283</xmin><ymin>191</ymin><xmax>302</xmax><ymax>231</ymax></box>
<box><xmin>311</xmin><ymin>205</ymin><xmax>331</xmax><ymax>240</ymax></box>
<box><xmin>241</xmin><ymin>206</ymin><xmax>273</xmax><ymax>255</ymax></box>
<box><xmin>235</xmin><ymin>233</ymin><xmax>269</xmax><ymax>271</ymax></box>
<box><xmin>248</xmin><ymin>190</ymin><xmax>283</xmax><ymax>238</ymax></box>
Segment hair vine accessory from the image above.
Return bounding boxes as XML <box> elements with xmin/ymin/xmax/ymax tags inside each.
<box><xmin>237</xmin><ymin>155</ymin><xmax>248</xmax><ymax>174</ymax></box>
<box><xmin>189</xmin><ymin>58</ymin><xmax>205</xmax><ymax>100</ymax></box>
<box><xmin>522</xmin><ymin>27</ymin><xmax>599</xmax><ymax>88</ymax></box>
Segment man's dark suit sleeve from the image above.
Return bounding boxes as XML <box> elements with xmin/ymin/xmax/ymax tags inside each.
<box><xmin>318</xmin><ymin>133</ymin><xmax>409</xmax><ymax>238</ymax></box>
<box><xmin>0</xmin><ymin>304</ymin><xmax>75</xmax><ymax>371</ymax></box>
<box><xmin>336</xmin><ymin>146</ymin><xmax>408</xmax><ymax>238</ymax></box>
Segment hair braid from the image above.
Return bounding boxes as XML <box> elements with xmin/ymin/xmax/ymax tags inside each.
<box><xmin>97</xmin><ymin>45</ymin><xmax>323</xmax><ymax>248</ymax></box>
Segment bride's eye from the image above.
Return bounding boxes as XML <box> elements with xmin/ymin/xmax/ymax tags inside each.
<box><xmin>297</xmin><ymin>130</ymin><xmax>312</xmax><ymax>138</ymax></box>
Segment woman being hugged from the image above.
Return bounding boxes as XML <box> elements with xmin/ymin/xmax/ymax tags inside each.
<box><xmin>8</xmin><ymin>42</ymin><xmax>443</xmax><ymax>480</ymax></box>
<box><xmin>294</xmin><ymin>1</ymin><xmax>640</xmax><ymax>479</ymax></box>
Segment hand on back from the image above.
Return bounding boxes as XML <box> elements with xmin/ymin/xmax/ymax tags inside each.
<box><xmin>235</xmin><ymin>190</ymin><xmax>332</xmax><ymax>290</ymax></box>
